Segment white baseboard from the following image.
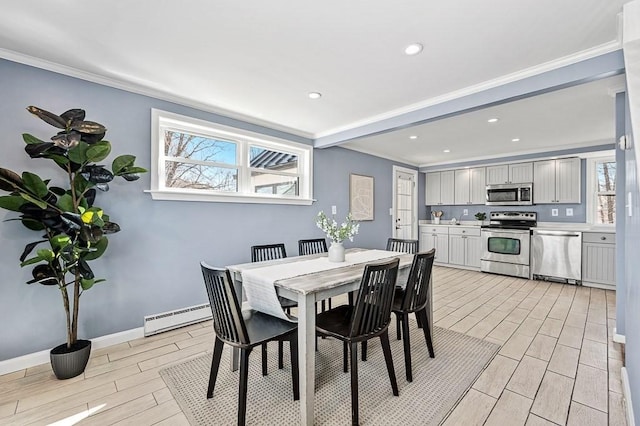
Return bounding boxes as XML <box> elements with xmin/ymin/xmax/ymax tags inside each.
<box><xmin>622</xmin><ymin>367</ymin><xmax>636</xmax><ymax>426</ymax></box>
<box><xmin>613</xmin><ymin>328</ymin><xmax>627</xmax><ymax>344</ymax></box>
<box><xmin>0</xmin><ymin>327</ymin><xmax>144</xmax><ymax>376</ymax></box>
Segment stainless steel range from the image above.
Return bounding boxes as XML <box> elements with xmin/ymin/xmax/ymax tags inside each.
<box><xmin>480</xmin><ymin>211</ymin><xmax>537</xmax><ymax>279</ymax></box>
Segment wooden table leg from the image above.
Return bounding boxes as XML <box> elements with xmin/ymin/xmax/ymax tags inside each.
<box><xmin>298</xmin><ymin>292</ymin><xmax>316</xmax><ymax>425</ymax></box>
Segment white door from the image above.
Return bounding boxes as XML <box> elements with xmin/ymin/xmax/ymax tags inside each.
<box><xmin>393</xmin><ymin>166</ymin><xmax>418</xmax><ymax>240</ymax></box>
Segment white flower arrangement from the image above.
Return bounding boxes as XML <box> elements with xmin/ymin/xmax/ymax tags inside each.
<box><xmin>316</xmin><ymin>211</ymin><xmax>359</xmax><ymax>243</ymax></box>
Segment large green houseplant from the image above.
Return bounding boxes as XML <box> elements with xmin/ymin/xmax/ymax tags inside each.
<box><xmin>0</xmin><ymin>106</ymin><xmax>146</xmax><ymax>378</ymax></box>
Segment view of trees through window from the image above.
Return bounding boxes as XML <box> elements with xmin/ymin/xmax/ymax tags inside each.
<box><xmin>596</xmin><ymin>159</ymin><xmax>616</xmax><ymax>224</ymax></box>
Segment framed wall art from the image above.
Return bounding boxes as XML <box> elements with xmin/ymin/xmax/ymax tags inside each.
<box><xmin>349</xmin><ymin>173</ymin><xmax>374</xmax><ymax>221</ymax></box>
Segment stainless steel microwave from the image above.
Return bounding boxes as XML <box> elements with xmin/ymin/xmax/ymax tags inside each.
<box><xmin>485</xmin><ymin>183</ymin><xmax>533</xmax><ymax>206</ymax></box>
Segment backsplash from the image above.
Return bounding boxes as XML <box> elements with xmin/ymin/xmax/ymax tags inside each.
<box><xmin>427</xmin><ymin>203</ymin><xmax>586</xmax><ymax>223</ymax></box>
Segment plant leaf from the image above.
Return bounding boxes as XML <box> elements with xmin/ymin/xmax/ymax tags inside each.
<box><xmin>22</xmin><ymin>133</ymin><xmax>46</xmax><ymax>145</ymax></box>
<box><xmin>50</xmin><ymin>234</ymin><xmax>71</xmax><ymax>251</ymax></box>
<box><xmin>86</xmin><ymin>141</ymin><xmax>111</xmax><ymax>163</ymax></box>
<box><xmin>22</xmin><ymin>172</ymin><xmax>49</xmax><ymax>198</ymax></box>
<box><xmin>0</xmin><ymin>195</ymin><xmax>27</xmax><ymax>211</ymax></box>
<box><xmin>80</xmin><ymin>278</ymin><xmax>95</xmax><ymax>290</ymax></box>
<box><xmin>112</xmin><ymin>155</ymin><xmax>135</xmax><ymax>175</ymax></box>
<box><xmin>19</xmin><ymin>240</ymin><xmax>47</xmax><ymax>262</ymax></box>
<box><xmin>0</xmin><ymin>168</ymin><xmax>23</xmax><ymax>192</ymax></box>
<box><xmin>19</xmin><ymin>193</ymin><xmax>47</xmax><ymax>209</ymax></box>
<box><xmin>57</xmin><ymin>193</ymin><xmax>74</xmax><ymax>212</ymax></box>
<box><xmin>36</xmin><ymin>249</ymin><xmax>55</xmax><ymax>262</ymax></box>
<box><xmin>21</xmin><ymin>255</ymin><xmax>45</xmax><ymax>267</ymax></box>
<box><xmin>26</xmin><ymin>106</ymin><xmax>66</xmax><ymax>129</ymax></box>
<box><xmin>60</xmin><ymin>109</ymin><xmax>85</xmax><ymax>123</ymax></box>
<box><xmin>67</xmin><ymin>141</ymin><xmax>89</xmax><ymax>164</ymax></box>
<box><xmin>83</xmin><ymin>236</ymin><xmax>108</xmax><ymax>261</ymax></box>
<box><xmin>71</xmin><ymin>120</ymin><xmax>106</xmax><ymax>135</ymax></box>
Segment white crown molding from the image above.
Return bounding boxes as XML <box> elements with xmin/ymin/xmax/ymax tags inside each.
<box><xmin>417</xmin><ymin>140</ymin><xmax>614</xmax><ymax>169</ymax></box>
<box><xmin>0</xmin><ymin>48</ymin><xmax>313</xmax><ymax>140</ymax></box>
<box><xmin>315</xmin><ymin>40</ymin><xmax>623</xmax><ymax>139</ymax></box>
<box><xmin>0</xmin><ymin>327</ymin><xmax>144</xmax><ymax>376</ymax></box>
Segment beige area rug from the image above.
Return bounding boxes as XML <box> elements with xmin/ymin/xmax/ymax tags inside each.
<box><xmin>160</xmin><ymin>324</ymin><xmax>499</xmax><ymax>425</ymax></box>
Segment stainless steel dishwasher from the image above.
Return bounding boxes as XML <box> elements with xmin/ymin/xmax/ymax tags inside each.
<box><xmin>531</xmin><ymin>229</ymin><xmax>582</xmax><ymax>284</ymax></box>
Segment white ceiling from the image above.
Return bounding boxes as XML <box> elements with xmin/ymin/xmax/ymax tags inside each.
<box><xmin>0</xmin><ymin>0</ymin><xmax>631</xmax><ymax>164</ymax></box>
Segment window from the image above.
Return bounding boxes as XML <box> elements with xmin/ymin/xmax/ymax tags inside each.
<box><xmin>587</xmin><ymin>155</ymin><xmax>616</xmax><ymax>225</ymax></box>
<box><xmin>148</xmin><ymin>109</ymin><xmax>313</xmax><ymax>204</ymax></box>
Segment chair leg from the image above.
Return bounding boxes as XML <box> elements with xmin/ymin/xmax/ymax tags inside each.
<box><xmin>278</xmin><ymin>341</ymin><xmax>284</xmax><ymax>369</ymax></box>
<box><xmin>418</xmin><ymin>308</ymin><xmax>435</xmax><ymax>358</ymax></box>
<box><xmin>288</xmin><ymin>334</ymin><xmax>300</xmax><ymax>401</ymax></box>
<box><xmin>416</xmin><ymin>311</ymin><xmax>423</xmax><ymax>328</ymax></box>
<box><xmin>238</xmin><ymin>348</ymin><xmax>252</xmax><ymax>426</ymax></box>
<box><xmin>401</xmin><ymin>314</ymin><xmax>413</xmax><ymax>382</ymax></box>
<box><xmin>343</xmin><ymin>341</ymin><xmax>349</xmax><ymax>373</ymax></box>
<box><xmin>361</xmin><ymin>341</ymin><xmax>367</xmax><ymax>361</ymax></box>
<box><xmin>349</xmin><ymin>342</ymin><xmax>359</xmax><ymax>426</ymax></box>
<box><xmin>261</xmin><ymin>343</ymin><xmax>268</xmax><ymax>376</ymax></box>
<box><xmin>380</xmin><ymin>330</ymin><xmax>399</xmax><ymax>396</ymax></box>
<box><xmin>396</xmin><ymin>314</ymin><xmax>402</xmax><ymax>340</ymax></box>
<box><xmin>207</xmin><ymin>337</ymin><xmax>225</xmax><ymax>398</ymax></box>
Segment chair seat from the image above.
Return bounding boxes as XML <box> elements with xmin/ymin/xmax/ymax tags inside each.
<box><xmin>315</xmin><ymin>305</ymin><xmax>354</xmax><ymax>338</ymax></box>
<box><xmin>278</xmin><ymin>296</ymin><xmax>298</xmax><ymax>309</ymax></box>
<box><xmin>392</xmin><ymin>287</ymin><xmax>406</xmax><ymax>312</ymax></box>
<box><xmin>243</xmin><ymin>311</ymin><xmax>297</xmax><ymax>345</ymax></box>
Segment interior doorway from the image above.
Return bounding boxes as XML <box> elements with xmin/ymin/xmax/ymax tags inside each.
<box><xmin>392</xmin><ymin>166</ymin><xmax>418</xmax><ymax>240</ymax></box>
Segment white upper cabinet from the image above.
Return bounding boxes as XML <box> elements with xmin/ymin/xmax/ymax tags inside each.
<box><xmin>486</xmin><ymin>163</ymin><xmax>533</xmax><ymax>184</ymax></box>
<box><xmin>533</xmin><ymin>157</ymin><xmax>581</xmax><ymax>204</ymax></box>
<box><xmin>426</xmin><ymin>170</ymin><xmax>455</xmax><ymax>205</ymax></box>
<box><xmin>454</xmin><ymin>167</ymin><xmax>486</xmax><ymax>205</ymax></box>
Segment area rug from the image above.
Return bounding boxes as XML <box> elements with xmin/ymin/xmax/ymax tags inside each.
<box><xmin>160</xmin><ymin>324</ymin><xmax>499</xmax><ymax>425</ymax></box>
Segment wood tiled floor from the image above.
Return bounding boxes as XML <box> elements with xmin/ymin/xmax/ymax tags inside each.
<box><xmin>0</xmin><ymin>267</ymin><xmax>627</xmax><ymax>425</ymax></box>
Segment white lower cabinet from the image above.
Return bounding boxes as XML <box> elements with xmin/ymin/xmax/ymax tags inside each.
<box><xmin>582</xmin><ymin>232</ymin><xmax>615</xmax><ymax>289</ymax></box>
<box><xmin>448</xmin><ymin>226</ymin><xmax>481</xmax><ymax>269</ymax></box>
<box><xmin>420</xmin><ymin>226</ymin><xmax>449</xmax><ymax>264</ymax></box>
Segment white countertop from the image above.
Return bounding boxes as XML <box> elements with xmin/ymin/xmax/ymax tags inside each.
<box><xmin>419</xmin><ymin>220</ymin><xmax>616</xmax><ymax>233</ymax></box>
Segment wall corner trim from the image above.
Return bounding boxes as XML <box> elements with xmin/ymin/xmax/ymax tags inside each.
<box><xmin>0</xmin><ymin>327</ymin><xmax>144</xmax><ymax>376</ymax></box>
<box><xmin>622</xmin><ymin>367</ymin><xmax>636</xmax><ymax>426</ymax></box>
<box><xmin>613</xmin><ymin>328</ymin><xmax>627</xmax><ymax>344</ymax></box>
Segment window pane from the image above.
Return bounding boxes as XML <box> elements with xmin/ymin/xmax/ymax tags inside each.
<box><xmin>596</xmin><ymin>161</ymin><xmax>616</xmax><ymax>192</ymax></box>
<box><xmin>596</xmin><ymin>194</ymin><xmax>616</xmax><ymax>224</ymax></box>
<box><xmin>164</xmin><ymin>130</ymin><xmax>236</xmax><ymax>165</ymax></box>
<box><xmin>165</xmin><ymin>161</ymin><xmax>237</xmax><ymax>191</ymax></box>
<box><xmin>251</xmin><ymin>172</ymin><xmax>299</xmax><ymax>195</ymax></box>
<box><xmin>250</xmin><ymin>147</ymin><xmax>298</xmax><ymax>172</ymax></box>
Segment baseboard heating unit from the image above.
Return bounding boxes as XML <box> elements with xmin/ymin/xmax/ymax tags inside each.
<box><xmin>143</xmin><ymin>303</ymin><xmax>212</xmax><ymax>337</ymax></box>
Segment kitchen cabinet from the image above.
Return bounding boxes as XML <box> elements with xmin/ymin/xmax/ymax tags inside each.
<box><xmin>425</xmin><ymin>170</ymin><xmax>455</xmax><ymax>205</ymax></box>
<box><xmin>533</xmin><ymin>157</ymin><xmax>581</xmax><ymax>204</ymax></box>
<box><xmin>485</xmin><ymin>162</ymin><xmax>533</xmax><ymax>185</ymax></box>
<box><xmin>454</xmin><ymin>167</ymin><xmax>486</xmax><ymax>205</ymax></box>
<box><xmin>419</xmin><ymin>225</ymin><xmax>449</xmax><ymax>264</ymax></box>
<box><xmin>582</xmin><ymin>232</ymin><xmax>615</xmax><ymax>289</ymax></box>
<box><xmin>448</xmin><ymin>226</ymin><xmax>481</xmax><ymax>269</ymax></box>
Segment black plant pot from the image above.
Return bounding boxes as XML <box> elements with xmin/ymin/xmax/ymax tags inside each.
<box><xmin>50</xmin><ymin>339</ymin><xmax>92</xmax><ymax>380</ymax></box>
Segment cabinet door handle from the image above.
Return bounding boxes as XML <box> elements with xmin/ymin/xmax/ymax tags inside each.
<box><xmin>601</xmin><ymin>236</ymin><xmax>607</xmax><ymax>241</ymax></box>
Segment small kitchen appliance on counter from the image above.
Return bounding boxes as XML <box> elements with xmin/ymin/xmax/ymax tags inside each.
<box><xmin>480</xmin><ymin>211</ymin><xmax>537</xmax><ymax>279</ymax></box>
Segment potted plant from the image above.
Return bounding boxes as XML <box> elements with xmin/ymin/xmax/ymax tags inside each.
<box><xmin>316</xmin><ymin>211</ymin><xmax>359</xmax><ymax>262</ymax></box>
<box><xmin>0</xmin><ymin>106</ymin><xmax>146</xmax><ymax>379</ymax></box>
<box><xmin>474</xmin><ymin>212</ymin><xmax>487</xmax><ymax>224</ymax></box>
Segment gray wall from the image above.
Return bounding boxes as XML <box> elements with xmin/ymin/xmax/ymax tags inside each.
<box><xmin>426</xmin><ymin>159</ymin><xmax>588</xmax><ymax>223</ymax></box>
<box><xmin>0</xmin><ymin>58</ymin><xmax>416</xmax><ymax>360</ymax></box>
<box><xmin>623</xmin><ymin>92</ymin><xmax>640</xmax><ymax>424</ymax></box>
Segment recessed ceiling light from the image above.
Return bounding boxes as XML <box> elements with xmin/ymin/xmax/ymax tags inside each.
<box><xmin>487</xmin><ymin>118</ymin><xmax>499</xmax><ymax>123</ymax></box>
<box><xmin>409</xmin><ymin>135</ymin><xmax>418</xmax><ymax>140</ymax></box>
<box><xmin>512</xmin><ymin>138</ymin><xmax>520</xmax><ymax>142</ymax></box>
<box><xmin>404</xmin><ymin>43</ymin><xmax>423</xmax><ymax>55</ymax></box>
<box><xmin>443</xmin><ymin>149</ymin><xmax>450</xmax><ymax>153</ymax></box>
<box><xmin>308</xmin><ymin>92</ymin><xmax>322</xmax><ymax>99</ymax></box>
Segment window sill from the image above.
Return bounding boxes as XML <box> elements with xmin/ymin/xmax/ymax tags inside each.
<box><xmin>145</xmin><ymin>189</ymin><xmax>314</xmax><ymax>205</ymax></box>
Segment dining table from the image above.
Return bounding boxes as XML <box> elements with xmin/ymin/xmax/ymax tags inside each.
<box><xmin>226</xmin><ymin>248</ymin><xmax>431</xmax><ymax>426</ymax></box>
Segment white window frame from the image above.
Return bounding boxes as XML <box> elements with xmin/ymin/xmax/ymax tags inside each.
<box><xmin>586</xmin><ymin>154</ymin><xmax>616</xmax><ymax>226</ymax></box>
<box><xmin>147</xmin><ymin>109</ymin><xmax>313</xmax><ymax>205</ymax></box>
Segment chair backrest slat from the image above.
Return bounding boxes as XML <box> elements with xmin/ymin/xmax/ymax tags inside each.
<box><xmin>349</xmin><ymin>258</ymin><xmax>399</xmax><ymax>338</ymax></box>
<box><xmin>298</xmin><ymin>238</ymin><xmax>328</xmax><ymax>256</ymax></box>
<box><xmin>401</xmin><ymin>249</ymin><xmax>436</xmax><ymax>312</ymax></box>
<box><xmin>386</xmin><ymin>238</ymin><xmax>418</xmax><ymax>254</ymax></box>
<box><xmin>201</xmin><ymin>262</ymin><xmax>249</xmax><ymax>345</ymax></box>
<box><xmin>251</xmin><ymin>243</ymin><xmax>287</xmax><ymax>262</ymax></box>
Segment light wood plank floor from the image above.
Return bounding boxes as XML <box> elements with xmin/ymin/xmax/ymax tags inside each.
<box><xmin>0</xmin><ymin>267</ymin><xmax>627</xmax><ymax>425</ymax></box>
